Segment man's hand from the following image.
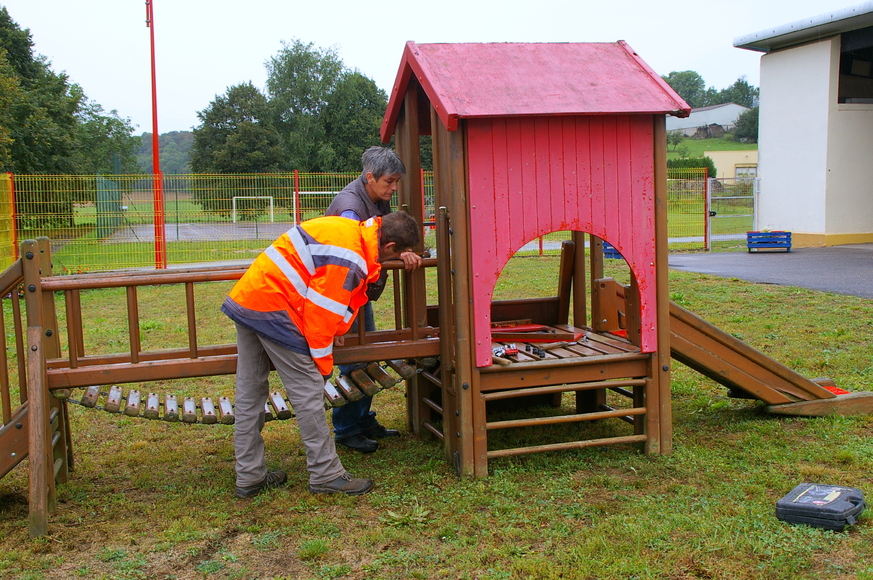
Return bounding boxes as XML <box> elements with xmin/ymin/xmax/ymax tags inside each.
<box><xmin>333</xmin><ymin>336</ymin><xmax>345</xmax><ymax>347</ymax></box>
<box><xmin>399</xmin><ymin>250</ymin><xmax>423</xmax><ymax>271</ymax></box>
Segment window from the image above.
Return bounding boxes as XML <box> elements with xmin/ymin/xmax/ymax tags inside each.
<box><xmin>838</xmin><ymin>25</ymin><xmax>873</xmax><ymax>104</ymax></box>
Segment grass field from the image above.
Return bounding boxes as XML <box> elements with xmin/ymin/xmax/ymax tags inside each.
<box><xmin>667</xmin><ymin>137</ymin><xmax>758</xmax><ymax>161</ymax></box>
<box><xmin>0</xmin><ymin>256</ymin><xmax>870</xmax><ymax>580</ymax></box>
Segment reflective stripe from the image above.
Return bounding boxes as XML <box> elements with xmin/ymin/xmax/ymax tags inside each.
<box><xmin>288</xmin><ymin>227</ymin><xmax>315</xmax><ymax>275</ymax></box>
<box><xmin>264</xmin><ymin>245</ymin><xmax>308</xmax><ymax>297</ymax></box>
<box><xmin>309</xmin><ymin>243</ymin><xmax>368</xmax><ymax>275</ymax></box>
<box><xmin>308</xmin><ymin>288</ymin><xmax>352</xmax><ymax>321</ymax></box>
<box><xmin>310</xmin><ymin>344</ymin><xmax>333</xmax><ymax>359</ymax></box>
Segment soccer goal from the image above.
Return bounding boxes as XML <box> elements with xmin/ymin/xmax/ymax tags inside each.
<box><xmin>231</xmin><ymin>196</ymin><xmax>274</xmax><ymax>223</ymax></box>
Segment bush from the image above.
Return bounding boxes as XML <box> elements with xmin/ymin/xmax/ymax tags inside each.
<box><xmin>734</xmin><ymin>106</ymin><xmax>759</xmax><ymax>143</ymax></box>
<box><xmin>667</xmin><ymin>156</ymin><xmax>717</xmax><ymax>179</ymax></box>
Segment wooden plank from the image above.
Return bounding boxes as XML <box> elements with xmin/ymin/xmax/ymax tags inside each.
<box><xmin>386</xmin><ymin>359</ymin><xmax>415</xmax><ymax>380</ymax></box>
<box><xmin>0</xmin><ymin>403</ymin><xmax>29</xmax><ymax>479</ymax></box>
<box><xmin>268</xmin><ymin>392</ymin><xmax>293</xmax><ymax>420</ymax></box>
<box><xmin>767</xmin><ymin>392</ymin><xmax>873</xmax><ymax>416</ymax></box>
<box><xmin>200</xmin><ymin>397</ymin><xmax>217</xmax><ymax>425</ymax></box>
<box><xmin>182</xmin><ymin>397</ymin><xmax>198</xmax><ymax>423</ymax></box>
<box><xmin>366</xmin><ymin>363</ymin><xmax>398</xmax><ymax>390</ymax></box>
<box><xmin>323</xmin><ymin>381</ymin><xmax>347</xmax><ymax>407</ymax></box>
<box><xmin>163</xmin><ymin>395</ymin><xmax>179</xmax><ymax>422</ymax></box>
<box><xmin>80</xmin><ymin>386</ymin><xmax>101</xmax><ymax>408</ymax></box>
<box><xmin>335</xmin><ymin>374</ymin><xmax>364</xmax><ymax>401</ymax></box>
<box><xmin>143</xmin><ymin>393</ymin><xmax>160</xmax><ymax>420</ymax></box>
<box><xmin>349</xmin><ymin>369</ymin><xmax>380</xmax><ymax>397</ymax></box>
<box><xmin>123</xmin><ymin>389</ymin><xmax>141</xmax><ymax>417</ymax></box>
<box><xmin>104</xmin><ymin>386</ymin><xmax>123</xmax><ymax>413</ymax></box>
<box><xmin>556</xmin><ymin>240</ymin><xmax>575</xmax><ymax>325</ymax></box>
<box><xmin>491</xmin><ymin>330</ymin><xmax>579</xmax><ymax>342</ymax></box>
<box><xmin>26</xmin><ymin>325</ymin><xmax>49</xmax><ymax>537</ymax></box>
<box><xmin>217</xmin><ymin>396</ymin><xmax>235</xmax><ymax>424</ymax></box>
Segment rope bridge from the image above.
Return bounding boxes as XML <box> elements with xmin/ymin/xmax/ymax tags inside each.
<box><xmin>59</xmin><ymin>359</ymin><xmax>417</xmax><ymax>424</ymax></box>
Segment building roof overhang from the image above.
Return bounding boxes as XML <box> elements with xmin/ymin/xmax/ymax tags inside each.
<box><xmin>734</xmin><ymin>2</ymin><xmax>873</xmax><ymax>53</ymax></box>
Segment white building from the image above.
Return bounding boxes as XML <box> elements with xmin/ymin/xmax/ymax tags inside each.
<box><xmin>665</xmin><ymin>103</ymin><xmax>751</xmax><ymax>136</ymax></box>
<box><xmin>735</xmin><ymin>2</ymin><xmax>873</xmax><ymax>247</ymax></box>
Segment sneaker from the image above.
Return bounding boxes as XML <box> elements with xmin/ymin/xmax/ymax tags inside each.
<box><xmin>309</xmin><ymin>473</ymin><xmax>373</xmax><ymax>496</ymax></box>
<box><xmin>363</xmin><ymin>423</ymin><xmax>401</xmax><ymax>439</ymax></box>
<box><xmin>336</xmin><ymin>433</ymin><xmax>378</xmax><ymax>453</ymax></box>
<box><xmin>234</xmin><ymin>470</ymin><xmax>287</xmax><ymax>498</ymax></box>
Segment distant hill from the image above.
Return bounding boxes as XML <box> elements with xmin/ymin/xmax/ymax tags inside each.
<box><xmin>136</xmin><ymin>131</ymin><xmax>193</xmax><ymax>174</ymax></box>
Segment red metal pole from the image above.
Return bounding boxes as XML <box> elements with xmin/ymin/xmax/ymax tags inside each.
<box><xmin>146</xmin><ymin>0</ymin><xmax>167</xmax><ymax>268</ymax></box>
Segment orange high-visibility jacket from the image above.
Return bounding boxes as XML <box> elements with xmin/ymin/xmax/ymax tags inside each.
<box><xmin>222</xmin><ymin>216</ymin><xmax>383</xmax><ymax>376</ymax></box>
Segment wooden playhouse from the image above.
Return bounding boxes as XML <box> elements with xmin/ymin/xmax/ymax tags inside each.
<box><xmin>381</xmin><ymin>41</ymin><xmax>690</xmax><ymax>477</ymax></box>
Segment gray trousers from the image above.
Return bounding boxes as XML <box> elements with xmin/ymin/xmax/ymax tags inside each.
<box><xmin>233</xmin><ymin>324</ymin><xmax>346</xmax><ymax>487</ymax></box>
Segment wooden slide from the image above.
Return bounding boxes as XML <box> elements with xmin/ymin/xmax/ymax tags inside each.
<box><xmin>669</xmin><ymin>301</ymin><xmax>873</xmax><ymax>416</ymax></box>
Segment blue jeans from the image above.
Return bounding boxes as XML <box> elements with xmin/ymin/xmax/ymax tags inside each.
<box><xmin>332</xmin><ymin>302</ymin><xmax>379</xmax><ymax>439</ymax></box>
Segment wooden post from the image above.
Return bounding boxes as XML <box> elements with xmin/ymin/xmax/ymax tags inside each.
<box><xmin>21</xmin><ymin>240</ymin><xmax>52</xmax><ymax>536</ymax></box>
<box><xmin>396</xmin><ymin>82</ymin><xmax>429</xmax><ymax>434</ymax></box>
<box><xmin>653</xmin><ymin>115</ymin><xmax>672</xmax><ymax>455</ymax></box>
<box><xmin>37</xmin><ymin>238</ymin><xmax>71</xmax><ymax>481</ymax></box>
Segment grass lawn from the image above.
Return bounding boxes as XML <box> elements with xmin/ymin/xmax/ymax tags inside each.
<box><xmin>667</xmin><ymin>137</ymin><xmax>757</xmax><ymax>161</ymax></box>
<box><xmin>0</xmin><ymin>256</ymin><xmax>870</xmax><ymax>580</ymax></box>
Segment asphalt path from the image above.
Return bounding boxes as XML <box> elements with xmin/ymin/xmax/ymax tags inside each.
<box><xmin>668</xmin><ymin>243</ymin><xmax>873</xmax><ymax>299</ymax></box>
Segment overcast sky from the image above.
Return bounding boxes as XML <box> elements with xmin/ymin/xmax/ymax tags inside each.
<box><xmin>1</xmin><ymin>0</ymin><xmax>862</xmax><ymax>134</ymax></box>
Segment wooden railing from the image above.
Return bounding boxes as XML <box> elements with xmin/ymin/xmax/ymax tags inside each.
<box><xmin>1</xmin><ymin>237</ymin><xmax>438</xmax><ymax>536</ymax></box>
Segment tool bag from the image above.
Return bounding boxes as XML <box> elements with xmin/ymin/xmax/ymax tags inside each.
<box><xmin>776</xmin><ymin>483</ymin><xmax>866</xmax><ymax>531</ymax></box>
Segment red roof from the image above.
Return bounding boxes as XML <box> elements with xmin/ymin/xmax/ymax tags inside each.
<box><xmin>381</xmin><ymin>41</ymin><xmax>690</xmax><ymax>141</ymax></box>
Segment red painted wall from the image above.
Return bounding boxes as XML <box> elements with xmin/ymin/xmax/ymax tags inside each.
<box><xmin>466</xmin><ymin>114</ymin><xmax>658</xmax><ymax>367</ymax></box>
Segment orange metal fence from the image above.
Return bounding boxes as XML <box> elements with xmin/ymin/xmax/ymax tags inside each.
<box><xmin>0</xmin><ymin>174</ymin><xmax>16</xmax><ymax>270</ymax></box>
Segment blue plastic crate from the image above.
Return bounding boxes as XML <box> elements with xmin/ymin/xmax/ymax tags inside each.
<box><xmin>602</xmin><ymin>241</ymin><xmax>623</xmax><ymax>259</ymax></box>
<box><xmin>747</xmin><ymin>231</ymin><xmax>792</xmax><ymax>253</ymax></box>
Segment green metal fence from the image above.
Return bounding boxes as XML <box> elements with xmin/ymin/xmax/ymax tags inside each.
<box><xmin>5</xmin><ymin>168</ymin><xmax>733</xmax><ymax>273</ymax></box>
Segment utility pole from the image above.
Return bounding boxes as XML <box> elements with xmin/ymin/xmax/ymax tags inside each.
<box><xmin>145</xmin><ymin>0</ymin><xmax>167</xmax><ymax>268</ymax></box>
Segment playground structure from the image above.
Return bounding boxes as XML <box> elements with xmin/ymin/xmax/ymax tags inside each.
<box><xmin>2</xmin><ymin>42</ymin><xmax>872</xmax><ymax>537</ymax></box>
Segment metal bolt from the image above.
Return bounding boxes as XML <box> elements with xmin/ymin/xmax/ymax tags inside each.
<box><xmin>45</xmin><ymin>329</ymin><xmax>53</xmax><ymax>337</ymax></box>
<box><xmin>25</xmin><ymin>252</ymin><xmax>33</xmax><ymax>259</ymax></box>
<box><xmin>662</xmin><ymin>365</ymin><xmax>669</xmax><ymax>371</ymax></box>
<box><xmin>28</xmin><ymin>284</ymin><xmax>36</xmax><ymax>292</ymax></box>
<box><xmin>462</xmin><ymin>382</ymin><xmax>469</xmax><ymax>390</ymax></box>
<box><xmin>15</xmin><ymin>423</ymin><xmax>22</xmax><ymax>429</ymax></box>
<box><xmin>31</xmin><ymin>345</ymin><xmax>38</xmax><ymax>351</ymax></box>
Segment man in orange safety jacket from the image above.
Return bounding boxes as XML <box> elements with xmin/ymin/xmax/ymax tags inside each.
<box><xmin>222</xmin><ymin>211</ymin><xmax>420</xmax><ymax>498</ymax></box>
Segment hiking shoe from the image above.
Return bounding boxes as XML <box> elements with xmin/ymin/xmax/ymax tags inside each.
<box><xmin>309</xmin><ymin>473</ymin><xmax>373</xmax><ymax>496</ymax></box>
<box><xmin>234</xmin><ymin>470</ymin><xmax>287</xmax><ymax>498</ymax></box>
<box><xmin>336</xmin><ymin>433</ymin><xmax>378</xmax><ymax>453</ymax></box>
<box><xmin>362</xmin><ymin>423</ymin><xmax>401</xmax><ymax>439</ymax></box>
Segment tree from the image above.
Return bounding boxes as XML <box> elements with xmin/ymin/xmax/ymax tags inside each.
<box><xmin>1</xmin><ymin>6</ymin><xmax>138</xmax><ymax>175</ymax></box>
<box><xmin>733</xmin><ymin>106</ymin><xmax>759</xmax><ymax>143</ymax></box>
<box><xmin>717</xmin><ymin>77</ymin><xmax>759</xmax><ymax>109</ymax></box>
<box><xmin>266</xmin><ymin>39</ymin><xmax>343</xmax><ymax>171</ymax></box>
<box><xmin>662</xmin><ymin>71</ymin><xmax>707</xmax><ymax>108</ymax></box>
<box><xmin>190</xmin><ymin>82</ymin><xmax>284</xmax><ymax>174</ymax></box>
<box><xmin>0</xmin><ymin>7</ymin><xmax>81</xmax><ymax>174</ymax></box>
<box><xmin>666</xmin><ymin>131</ymin><xmax>685</xmax><ymax>151</ymax></box>
<box><xmin>662</xmin><ymin>71</ymin><xmax>760</xmax><ymax>109</ymax></box>
<box><xmin>73</xmin><ymin>101</ymin><xmax>140</xmax><ymax>174</ymax></box>
<box><xmin>321</xmin><ymin>71</ymin><xmax>388</xmax><ymax>171</ymax></box>
<box><xmin>190</xmin><ymin>83</ymin><xmax>286</xmax><ymax>216</ymax></box>
<box><xmin>137</xmin><ymin>131</ymin><xmax>194</xmax><ymax>174</ymax></box>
